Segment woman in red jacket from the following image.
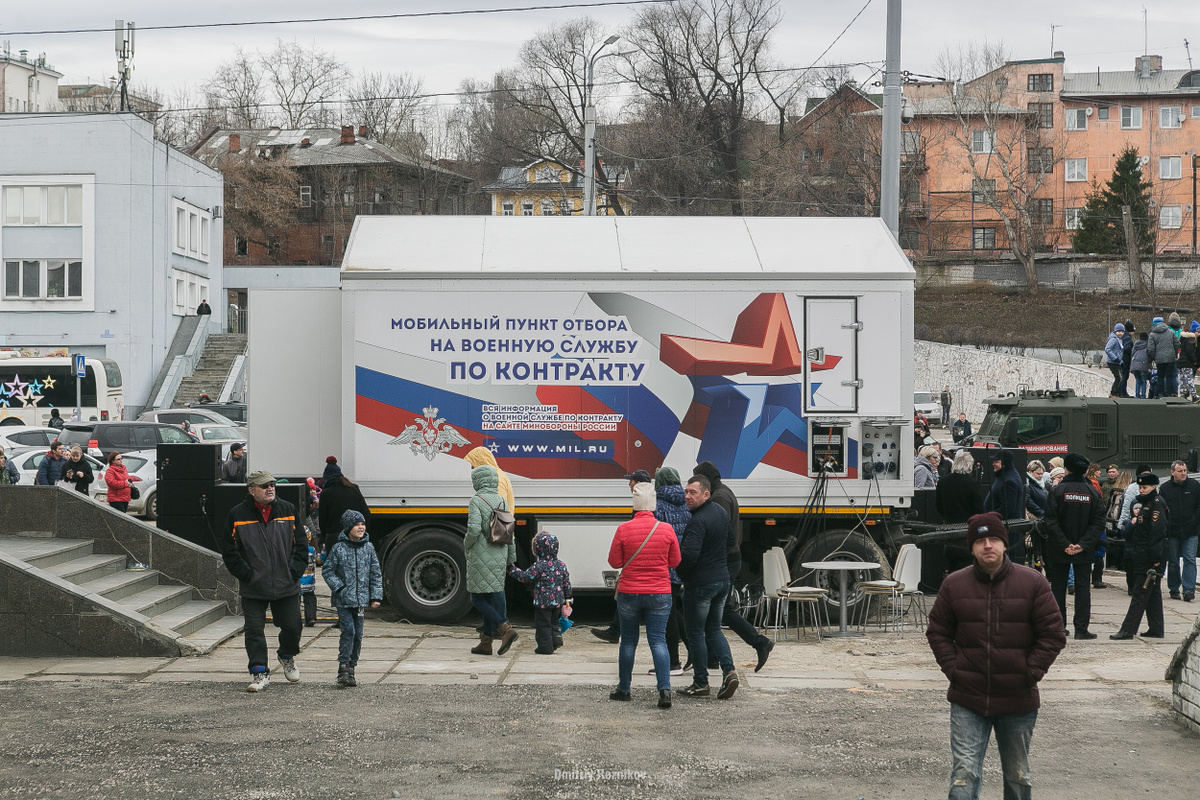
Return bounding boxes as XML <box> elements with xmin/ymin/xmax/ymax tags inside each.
<box><xmin>103</xmin><ymin>451</ymin><xmax>141</xmax><ymax>513</ymax></box>
<box><xmin>607</xmin><ymin>482</ymin><xmax>681</xmax><ymax>709</ymax></box>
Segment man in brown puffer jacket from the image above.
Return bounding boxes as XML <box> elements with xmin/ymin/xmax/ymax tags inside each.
<box><xmin>927</xmin><ymin>512</ymin><xmax>1066</xmax><ymax>800</ymax></box>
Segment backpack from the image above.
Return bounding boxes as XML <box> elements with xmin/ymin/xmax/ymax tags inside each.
<box><xmin>480</xmin><ymin>495</ymin><xmax>515</xmax><ymax>545</ymax></box>
<box><xmin>1105</xmin><ymin>489</ymin><xmax>1125</xmax><ymax>532</ymax></box>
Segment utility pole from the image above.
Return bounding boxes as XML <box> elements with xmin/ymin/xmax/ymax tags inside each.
<box><xmin>880</xmin><ymin>0</ymin><xmax>902</xmax><ymax>239</ymax></box>
<box><xmin>583</xmin><ymin>35</ymin><xmax>619</xmax><ymax>217</ymax></box>
<box><xmin>1193</xmin><ymin>153</ymin><xmax>1198</xmax><ymax>255</ymax></box>
<box><xmin>114</xmin><ymin>20</ymin><xmax>134</xmax><ymax>112</ymax></box>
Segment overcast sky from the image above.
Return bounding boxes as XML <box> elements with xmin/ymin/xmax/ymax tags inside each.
<box><xmin>4</xmin><ymin>0</ymin><xmax>1197</xmax><ymax>107</ymax></box>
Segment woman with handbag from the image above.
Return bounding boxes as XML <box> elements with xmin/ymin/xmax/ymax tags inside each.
<box><xmin>103</xmin><ymin>451</ymin><xmax>141</xmax><ymax>513</ymax></box>
<box><xmin>607</xmin><ymin>482</ymin><xmax>681</xmax><ymax>709</ymax></box>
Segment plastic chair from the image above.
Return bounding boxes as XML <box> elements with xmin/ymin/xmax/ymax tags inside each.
<box><xmin>858</xmin><ymin>544</ymin><xmax>925</xmax><ymax>635</ymax></box>
<box><xmin>764</xmin><ymin>548</ymin><xmax>829</xmax><ymax>641</ymax></box>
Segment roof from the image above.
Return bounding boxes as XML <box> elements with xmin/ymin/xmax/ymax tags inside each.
<box><xmin>804</xmin><ymin>85</ymin><xmax>883</xmax><ymax>115</ymax></box>
<box><xmin>482</xmin><ymin>159</ymin><xmax>627</xmax><ymax>192</ymax></box>
<box><xmin>191</xmin><ymin>127</ymin><xmax>469</xmax><ymax>181</ymax></box>
<box><xmin>340</xmin><ymin>216</ymin><xmax>915</xmax><ymax>280</ymax></box>
<box><xmin>1062</xmin><ymin>69</ymin><xmax>1200</xmax><ymax>97</ymax></box>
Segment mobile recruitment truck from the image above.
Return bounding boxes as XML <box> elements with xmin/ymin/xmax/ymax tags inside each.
<box><xmin>249</xmin><ymin>216</ymin><xmax>918</xmax><ymax>622</ymax></box>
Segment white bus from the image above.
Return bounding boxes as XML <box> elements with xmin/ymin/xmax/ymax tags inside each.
<box><xmin>0</xmin><ymin>353</ymin><xmax>124</xmax><ymax>426</ymax></box>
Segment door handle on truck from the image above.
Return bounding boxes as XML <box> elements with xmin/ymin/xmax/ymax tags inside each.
<box><xmin>841</xmin><ymin>321</ymin><xmax>863</xmax><ymax>330</ymax></box>
<box><xmin>841</xmin><ymin>379</ymin><xmax>864</xmax><ymax>389</ymax></box>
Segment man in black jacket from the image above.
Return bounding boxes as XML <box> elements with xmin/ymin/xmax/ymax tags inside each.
<box><xmin>1043</xmin><ymin>453</ymin><xmax>1106</xmax><ymax>639</ymax></box>
<box><xmin>1158</xmin><ymin>460</ymin><xmax>1200</xmax><ymax>602</ymax></box>
<box><xmin>951</xmin><ymin>412</ymin><xmax>972</xmax><ymax>444</ymax></box>
<box><xmin>218</xmin><ymin>470</ymin><xmax>309</xmax><ymax>692</ymax></box>
<box><xmin>985</xmin><ymin>450</ymin><xmax>1026</xmax><ymax>563</ymax></box>
<box><xmin>693</xmin><ymin>461</ymin><xmax>774</xmax><ymax>672</ymax></box>
<box><xmin>677</xmin><ymin>474</ymin><xmax>739</xmax><ymax>700</ymax></box>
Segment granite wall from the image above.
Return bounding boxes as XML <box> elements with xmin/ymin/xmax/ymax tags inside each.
<box><xmin>1167</xmin><ymin>616</ymin><xmax>1200</xmax><ymax>735</ymax></box>
<box><xmin>915</xmin><ymin>255</ymin><xmax>1200</xmax><ymax>294</ymax></box>
<box><xmin>915</xmin><ymin>340</ymin><xmax>1113</xmax><ymax>422</ymax></box>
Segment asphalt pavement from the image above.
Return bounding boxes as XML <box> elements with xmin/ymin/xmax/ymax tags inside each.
<box><xmin>1</xmin><ymin>569</ymin><xmax>1197</xmax><ymax>798</ymax></box>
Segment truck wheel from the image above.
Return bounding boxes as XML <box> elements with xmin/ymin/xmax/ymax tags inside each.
<box><xmin>383</xmin><ymin>528</ymin><xmax>470</xmax><ymax>624</ymax></box>
<box><xmin>791</xmin><ymin>530</ymin><xmax>889</xmax><ymax>624</ymax></box>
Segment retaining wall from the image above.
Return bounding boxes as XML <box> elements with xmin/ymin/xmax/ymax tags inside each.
<box><xmin>915</xmin><ymin>255</ymin><xmax>1200</xmax><ymax>294</ymax></box>
<box><xmin>915</xmin><ymin>340</ymin><xmax>1113</xmax><ymax>421</ymax></box>
<box><xmin>1167</xmin><ymin>616</ymin><xmax>1200</xmax><ymax>735</ymax></box>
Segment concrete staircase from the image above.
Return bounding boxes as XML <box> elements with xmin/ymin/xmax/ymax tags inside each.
<box><xmin>174</xmin><ymin>333</ymin><xmax>247</xmax><ymax>406</ymax></box>
<box><xmin>0</xmin><ymin>534</ymin><xmax>243</xmax><ymax>657</ymax></box>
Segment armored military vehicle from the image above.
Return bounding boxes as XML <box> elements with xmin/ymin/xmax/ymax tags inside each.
<box><xmin>966</xmin><ymin>387</ymin><xmax>1200</xmax><ymax>469</ymax></box>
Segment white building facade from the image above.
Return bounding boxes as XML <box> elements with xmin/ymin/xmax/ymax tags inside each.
<box><xmin>0</xmin><ymin>49</ymin><xmax>60</xmax><ymax>113</ymax></box>
<box><xmin>0</xmin><ymin>113</ymin><xmax>223</xmax><ymax>416</ymax></box>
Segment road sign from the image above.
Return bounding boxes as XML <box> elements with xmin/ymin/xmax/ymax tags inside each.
<box><xmin>74</xmin><ymin>354</ymin><xmax>86</xmax><ymax>378</ymax></box>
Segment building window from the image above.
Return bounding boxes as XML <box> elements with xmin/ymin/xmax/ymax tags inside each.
<box><xmin>200</xmin><ymin>217</ymin><xmax>209</xmax><ymax>257</ymax></box>
<box><xmin>1065</xmin><ymin>108</ymin><xmax>1087</xmax><ymax>130</ymax></box>
<box><xmin>299</xmin><ymin>186</ymin><xmax>312</xmax><ymax>207</ymax></box>
<box><xmin>170</xmin><ymin>269</ymin><xmax>208</xmax><ymax>316</ymax></box>
<box><xmin>970</xmin><ymin>130</ymin><xmax>995</xmax><ymax>154</ymax></box>
<box><xmin>189</xmin><ymin>213</ymin><xmax>199</xmax><ymax>255</ymax></box>
<box><xmin>1029</xmin><ymin>103</ymin><xmax>1053</xmax><ymax>128</ymax></box>
<box><xmin>1027</xmin><ymin>73</ymin><xmax>1053</xmax><ymax>92</ymax></box>
<box><xmin>321</xmin><ymin>234</ymin><xmax>334</xmax><ymax>247</ymax></box>
<box><xmin>1192</xmin><ymin>105</ymin><xmax>1200</xmax><ymax>119</ymax></box>
<box><xmin>172</xmin><ymin>199</ymin><xmax>211</xmax><ymax>263</ymax></box>
<box><xmin>3</xmin><ymin>185</ymin><xmax>83</xmax><ymax>226</ymax></box>
<box><xmin>1028</xmin><ymin>147</ymin><xmax>1054</xmax><ymax>173</ymax></box>
<box><xmin>521</xmin><ymin>200</ymin><xmax>534</xmax><ymax>216</ymax></box>
<box><xmin>1160</xmin><ymin>106</ymin><xmax>1183</xmax><ymax>129</ymax></box>
<box><xmin>1065</xmin><ymin>158</ymin><xmax>1087</xmax><ymax>182</ymax></box>
<box><xmin>1097</xmin><ymin>106</ymin><xmax>1110</xmax><ymax>120</ymax></box>
<box><xmin>1160</xmin><ymin>206</ymin><xmax>1183</xmax><ymax>229</ymax></box>
<box><xmin>560</xmin><ymin>199</ymin><xmax>573</xmax><ymax>216</ymax></box>
<box><xmin>901</xmin><ymin>130</ymin><xmax>921</xmax><ymax>154</ymax></box>
<box><xmin>1065</xmin><ymin>208</ymin><xmax>1082</xmax><ymax>230</ymax></box>
<box><xmin>1121</xmin><ymin>106</ymin><xmax>1142</xmax><ymax>129</ymax></box>
<box><xmin>341</xmin><ymin>188</ymin><xmax>354</xmax><ymax>208</ymax></box>
<box><xmin>898</xmin><ymin>228</ymin><xmax>921</xmax><ymax>249</ymax></box>
<box><xmin>501</xmin><ymin>201</ymin><xmax>514</xmax><ymax>216</ymax></box>
<box><xmin>234</xmin><ymin>237</ymin><xmax>248</xmax><ymax>256</ymax></box>
<box><xmin>971</xmin><ymin>178</ymin><xmax>996</xmax><ymax>203</ymax></box>
<box><xmin>266</xmin><ymin>236</ymin><xmax>281</xmax><ymax>258</ymax></box>
<box><xmin>1033</xmin><ymin>198</ymin><xmax>1054</xmax><ymax>225</ymax></box>
<box><xmin>541</xmin><ymin>199</ymin><xmax>556</xmax><ymax>216</ymax></box>
<box><xmin>972</xmin><ymin>227</ymin><xmax>997</xmax><ymax>250</ymax></box>
<box><xmin>1160</xmin><ymin>156</ymin><xmax>1182</xmax><ymax>180</ymax></box>
<box><xmin>802</xmin><ymin>148</ymin><xmax>824</xmax><ymax>163</ymax></box>
<box><xmin>4</xmin><ymin>259</ymin><xmax>83</xmax><ymax>299</ymax></box>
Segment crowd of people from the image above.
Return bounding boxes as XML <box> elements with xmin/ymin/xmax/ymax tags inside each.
<box><xmin>1105</xmin><ymin>312</ymin><xmax>1200</xmax><ymax>400</ymax></box>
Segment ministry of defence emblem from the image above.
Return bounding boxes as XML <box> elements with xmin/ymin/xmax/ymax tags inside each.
<box><xmin>388</xmin><ymin>406</ymin><xmax>470</xmax><ymax>461</ymax></box>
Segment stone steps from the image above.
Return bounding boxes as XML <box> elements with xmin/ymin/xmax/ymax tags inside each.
<box><xmin>0</xmin><ymin>535</ymin><xmax>242</xmax><ymax>653</ymax></box>
<box><xmin>171</xmin><ymin>334</ymin><xmax>246</xmax><ymax>406</ymax></box>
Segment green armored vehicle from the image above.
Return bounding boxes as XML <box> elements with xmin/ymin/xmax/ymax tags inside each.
<box><xmin>966</xmin><ymin>387</ymin><xmax>1200</xmax><ymax>469</ymax></box>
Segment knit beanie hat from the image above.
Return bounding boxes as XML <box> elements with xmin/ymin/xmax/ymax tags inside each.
<box><xmin>1064</xmin><ymin>453</ymin><xmax>1089</xmax><ymax>475</ymax></box>
<box><xmin>654</xmin><ymin>466</ymin><xmax>682</xmax><ymax>489</ymax></box>
<box><xmin>322</xmin><ymin>455</ymin><xmax>343</xmax><ymax>482</ymax></box>
<box><xmin>341</xmin><ymin>509</ymin><xmax>365</xmax><ymax>533</ymax></box>
<box><xmin>966</xmin><ymin>511</ymin><xmax>1008</xmax><ymax>548</ymax></box>
<box><xmin>632</xmin><ymin>482</ymin><xmax>656</xmax><ymax>511</ymax></box>
<box><xmin>1192</xmin><ymin>321</ymin><xmax>1200</xmax><ymax>333</ymax></box>
<box><xmin>1114</xmin><ymin>323</ymin><xmax>1125</xmax><ymax>332</ymax></box>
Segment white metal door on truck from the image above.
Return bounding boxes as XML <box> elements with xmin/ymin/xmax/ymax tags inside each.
<box><xmin>803</xmin><ymin>297</ymin><xmax>860</xmax><ymax>414</ymax></box>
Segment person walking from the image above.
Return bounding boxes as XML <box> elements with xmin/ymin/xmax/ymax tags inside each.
<box><xmin>322</xmin><ymin>510</ymin><xmax>383</xmax><ymax>687</ymax></box>
<box><xmin>34</xmin><ymin>441</ymin><xmax>66</xmax><ymax>485</ymax></box>
<box><xmin>607</xmin><ymin>483</ymin><xmax>680</xmax><ymax>708</ymax></box>
<box><xmin>465</xmin><ymin>464</ymin><xmax>519</xmax><ymax>656</ymax></box>
<box><xmin>677</xmin><ymin>474</ymin><xmax>739</xmax><ymax>700</ymax></box>
<box><xmin>465</xmin><ymin>446</ymin><xmax>516</xmax><ymax>516</ymax></box>
<box><xmin>217</xmin><ymin>470</ymin><xmax>309</xmax><ymax>693</ymax></box>
<box><xmin>62</xmin><ymin>445</ymin><xmax>93</xmax><ymax>494</ymax></box>
<box><xmin>935</xmin><ymin>450</ymin><xmax>984</xmax><ymax>524</ymax></box>
<box><xmin>694</xmin><ymin>460</ymin><xmax>775</xmax><ymax>674</ymax></box>
<box><xmin>1104</xmin><ymin>323</ymin><xmax>1126</xmax><ymax>398</ymax></box>
<box><xmin>1111</xmin><ymin>473</ymin><xmax>1169</xmax><ymax>640</ymax></box>
<box><xmin>1158</xmin><ymin>460</ymin><xmax>1200</xmax><ymax>602</ymax></box>
<box><xmin>1149</xmin><ymin>315</ymin><xmax>1179</xmax><ymax>397</ymax></box>
<box><xmin>926</xmin><ymin>512</ymin><xmax>1066</xmax><ymax>800</ymax></box>
<box><xmin>940</xmin><ymin>385</ymin><xmax>953</xmax><ymax>426</ymax></box>
<box><xmin>317</xmin><ymin>456</ymin><xmax>372</xmax><ymax>557</ymax></box>
<box><xmin>1130</xmin><ymin>331</ymin><xmax>1151</xmax><ymax>398</ymax></box>
<box><xmin>592</xmin><ymin>469</ymin><xmax>654</xmax><ymax>644</ymax></box>
<box><xmin>653</xmin><ymin>466</ymin><xmax>691</xmax><ymax>674</ymax></box>
<box><xmin>221</xmin><ymin>443</ymin><xmax>247</xmax><ymax>483</ymax></box>
<box><xmin>102</xmin><ymin>451</ymin><xmax>141</xmax><ymax>512</ymax></box>
<box><xmin>1042</xmin><ymin>453</ymin><xmax>1105</xmax><ymax>639</ymax></box>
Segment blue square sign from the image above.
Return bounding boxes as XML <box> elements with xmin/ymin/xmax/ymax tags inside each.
<box><xmin>74</xmin><ymin>354</ymin><xmax>85</xmax><ymax>378</ymax></box>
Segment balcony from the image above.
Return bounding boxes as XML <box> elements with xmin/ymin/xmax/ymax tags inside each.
<box><xmin>901</xmin><ymin>151</ymin><xmax>927</xmax><ymax>171</ymax></box>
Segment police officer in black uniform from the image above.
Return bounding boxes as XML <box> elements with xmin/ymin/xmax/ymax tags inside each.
<box><xmin>1110</xmin><ymin>472</ymin><xmax>1169</xmax><ymax>639</ymax></box>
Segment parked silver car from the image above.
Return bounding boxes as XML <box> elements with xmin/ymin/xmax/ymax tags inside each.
<box><xmin>138</xmin><ymin>408</ymin><xmax>246</xmax><ymax>433</ymax></box>
<box><xmin>8</xmin><ymin>445</ymin><xmax>158</xmax><ymax>519</ymax></box>
<box><xmin>0</xmin><ymin>426</ymin><xmax>62</xmax><ymax>452</ymax></box>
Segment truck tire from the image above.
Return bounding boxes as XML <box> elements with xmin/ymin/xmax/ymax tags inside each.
<box><xmin>383</xmin><ymin>527</ymin><xmax>470</xmax><ymax>624</ymax></box>
<box><xmin>791</xmin><ymin>530</ymin><xmax>889</xmax><ymax>625</ymax></box>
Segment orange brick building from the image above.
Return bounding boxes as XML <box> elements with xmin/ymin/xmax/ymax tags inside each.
<box><xmin>895</xmin><ymin>53</ymin><xmax>1200</xmax><ymax>256</ymax></box>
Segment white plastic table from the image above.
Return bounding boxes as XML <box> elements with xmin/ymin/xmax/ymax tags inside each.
<box><xmin>801</xmin><ymin>560</ymin><xmax>881</xmax><ymax>637</ymax></box>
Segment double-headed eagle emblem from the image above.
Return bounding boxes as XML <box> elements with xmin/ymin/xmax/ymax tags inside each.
<box><xmin>388</xmin><ymin>406</ymin><xmax>470</xmax><ymax>461</ymax></box>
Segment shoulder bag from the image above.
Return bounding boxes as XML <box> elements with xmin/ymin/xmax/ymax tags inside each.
<box><xmin>614</xmin><ymin>521</ymin><xmax>661</xmax><ymax>598</ymax></box>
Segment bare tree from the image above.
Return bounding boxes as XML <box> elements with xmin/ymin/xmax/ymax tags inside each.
<box><xmin>217</xmin><ymin>149</ymin><xmax>300</xmax><ymax>264</ymax></box>
<box><xmin>260</xmin><ymin>39</ymin><xmax>346</xmax><ymax>127</ymax></box>
<box><xmin>934</xmin><ymin>43</ymin><xmax>1068</xmax><ymax>293</ymax></box>
<box><xmin>346</xmin><ymin>70</ymin><xmax>425</xmax><ymax>150</ymax></box>
<box><xmin>204</xmin><ymin>47</ymin><xmax>267</xmax><ymax>129</ymax></box>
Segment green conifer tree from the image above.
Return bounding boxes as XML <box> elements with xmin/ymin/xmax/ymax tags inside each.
<box><xmin>1071</xmin><ymin>145</ymin><xmax>1154</xmax><ymax>254</ymax></box>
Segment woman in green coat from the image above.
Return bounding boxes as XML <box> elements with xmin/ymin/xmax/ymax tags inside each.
<box><xmin>465</xmin><ymin>464</ymin><xmax>519</xmax><ymax>655</ymax></box>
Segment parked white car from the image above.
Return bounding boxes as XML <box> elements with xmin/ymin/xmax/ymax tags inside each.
<box><xmin>0</xmin><ymin>426</ymin><xmax>62</xmax><ymax>453</ymax></box>
<box><xmin>9</xmin><ymin>445</ymin><xmax>158</xmax><ymax>519</ymax></box>
<box><xmin>191</xmin><ymin>424</ymin><xmax>246</xmax><ymax>460</ymax></box>
<box><xmin>138</xmin><ymin>408</ymin><xmax>246</xmax><ymax>433</ymax></box>
<box><xmin>914</xmin><ymin>391</ymin><xmax>941</xmax><ymax>420</ymax></box>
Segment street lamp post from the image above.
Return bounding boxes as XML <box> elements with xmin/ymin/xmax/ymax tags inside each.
<box><xmin>583</xmin><ymin>35</ymin><xmax>620</xmax><ymax>217</ymax></box>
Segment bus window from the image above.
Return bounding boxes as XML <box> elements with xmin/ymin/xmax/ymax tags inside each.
<box><xmin>0</xmin><ymin>365</ymin><xmax>97</xmax><ymax>407</ymax></box>
<box><xmin>98</xmin><ymin>359</ymin><xmax>123</xmax><ymax>388</ymax></box>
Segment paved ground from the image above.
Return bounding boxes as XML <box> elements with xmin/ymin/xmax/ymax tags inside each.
<box><xmin>1</xmin><ymin>572</ymin><xmax>1197</xmax><ymax>798</ymax></box>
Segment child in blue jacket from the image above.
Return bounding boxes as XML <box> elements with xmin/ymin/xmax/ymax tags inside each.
<box><xmin>321</xmin><ymin>510</ymin><xmax>382</xmax><ymax>687</ymax></box>
<box><xmin>509</xmin><ymin>531</ymin><xmax>572</xmax><ymax>654</ymax></box>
